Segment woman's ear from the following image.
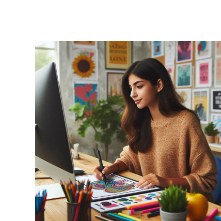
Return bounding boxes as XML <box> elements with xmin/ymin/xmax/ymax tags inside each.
<box><xmin>157</xmin><ymin>79</ymin><xmax>164</xmax><ymax>92</ymax></box>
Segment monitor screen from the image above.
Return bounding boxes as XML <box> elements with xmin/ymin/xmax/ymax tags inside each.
<box><xmin>35</xmin><ymin>63</ymin><xmax>82</xmax><ymax>182</ymax></box>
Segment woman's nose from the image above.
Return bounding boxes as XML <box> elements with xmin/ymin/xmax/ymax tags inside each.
<box><xmin>130</xmin><ymin>88</ymin><xmax>137</xmax><ymax>98</ymax></box>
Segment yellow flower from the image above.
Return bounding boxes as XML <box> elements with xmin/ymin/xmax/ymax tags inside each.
<box><xmin>72</xmin><ymin>54</ymin><xmax>95</xmax><ymax>78</ymax></box>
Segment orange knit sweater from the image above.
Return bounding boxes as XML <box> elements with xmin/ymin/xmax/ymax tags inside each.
<box><xmin>116</xmin><ymin>110</ymin><xmax>218</xmax><ymax>202</ymax></box>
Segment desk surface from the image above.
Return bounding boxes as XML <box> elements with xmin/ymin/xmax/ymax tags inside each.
<box><xmin>35</xmin><ymin>151</ymin><xmax>221</xmax><ymax>221</ymax></box>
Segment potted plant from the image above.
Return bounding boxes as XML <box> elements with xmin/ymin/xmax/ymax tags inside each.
<box><xmin>68</xmin><ymin>95</ymin><xmax>126</xmax><ymax>161</ymax></box>
<box><xmin>204</xmin><ymin>122</ymin><xmax>219</xmax><ymax>143</ymax></box>
<box><xmin>158</xmin><ymin>185</ymin><xmax>188</xmax><ymax>221</ymax></box>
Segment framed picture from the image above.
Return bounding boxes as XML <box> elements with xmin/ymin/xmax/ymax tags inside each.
<box><xmin>211</xmin><ymin>113</ymin><xmax>221</xmax><ymax>132</ymax></box>
<box><xmin>165</xmin><ymin>41</ymin><xmax>175</xmax><ymax>65</ymax></box>
<box><xmin>211</xmin><ymin>89</ymin><xmax>221</xmax><ymax>112</ymax></box>
<box><xmin>106</xmin><ymin>71</ymin><xmax>124</xmax><ymax>99</ymax></box>
<box><xmin>176</xmin><ymin>41</ymin><xmax>192</xmax><ymax>63</ymax></box>
<box><xmin>192</xmin><ymin>89</ymin><xmax>209</xmax><ymax>124</ymax></box>
<box><xmin>166</xmin><ymin>65</ymin><xmax>174</xmax><ymax>83</ymax></box>
<box><xmin>215</xmin><ymin>41</ymin><xmax>221</xmax><ymax>57</ymax></box>
<box><xmin>176</xmin><ymin>63</ymin><xmax>192</xmax><ymax>88</ymax></box>
<box><xmin>195</xmin><ymin>41</ymin><xmax>211</xmax><ymax>60</ymax></box>
<box><xmin>151</xmin><ymin>41</ymin><xmax>164</xmax><ymax>58</ymax></box>
<box><xmin>72</xmin><ymin>47</ymin><xmax>98</xmax><ymax>80</ymax></box>
<box><xmin>105</xmin><ymin>41</ymin><xmax>132</xmax><ymax>70</ymax></box>
<box><xmin>176</xmin><ymin>88</ymin><xmax>192</xmax><ymax>109</ymax></box>
<box><xmin>72</xmin><ymin>41</ymin><xmax>97</xmax><ymax>48</ymax></box>
<box><xmin>195</xmin><ymin>59</ymin><xmax>212</xmax><ymax>87</ymax></box>
<box><xmin>74</xmin><ymin>81</ymin><xmax>99</xmax><ymax>118</ymax></box>
<box><xmin>214</xmin><ymin>57</ymin><xmax>221</xmax><ymax>87</ymax></box>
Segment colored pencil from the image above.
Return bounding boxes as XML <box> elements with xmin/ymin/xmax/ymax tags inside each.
<box><xmin>95</xmin><ymin>215</ymin><xmax>112</xmax><ymax>221</ymax></box>
<box><xmin>74</xmin><ymin>190</ymin><xmax>84</xmax><ymax>221</ymax></box>
<box><xmin>70</xmin><ymin>183</ymin><xmax>76</xmax><ymax>198</ymax></box>
<box><xmin>71</xmin><ymin>191</ymin><xmax>79</xmax><ymax>221</ymax></box>
<box><xmin>128</xmin><ymin>201</ymin><xmax>159</xmax><ymax>210</ymax></box>
<box><xmin>118</xmin><ymin>212</ymin><xmax>141</xmax><ymax>221</ymax></box>
<box><xmin>128</xmin><ymin>206</ymin><xmax>161</xmax><ymax>215</ymax></box>
<box><xmin>101</xmin><ymin>213</ymin><xmax>123</xmax><ymax>221</ymax></box>
<box><xmin>108</xmin><ymin>213</ymin><xmax>134</xmax><ymax>221</ymax></box>
<box><xmin>205</xmin><ymin>208</ymin><xmax>218</xmax><ymax>221</ymax></box>
<box><xmin>60</xmin><ymin>180</ymin><xmax>68</xmax><ymax>199</ymax></box>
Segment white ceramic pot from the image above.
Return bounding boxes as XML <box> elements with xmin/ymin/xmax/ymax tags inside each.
<box><xmin>160</xmin><ymin>208</ymin><xmax>188</xmax><ymax>221</ymax></box>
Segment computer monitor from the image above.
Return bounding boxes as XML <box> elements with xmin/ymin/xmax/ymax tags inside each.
<box><xmin>35</xmin><ymin>62</ymin><xmax>84</xmax><ymax>183</ymax></box>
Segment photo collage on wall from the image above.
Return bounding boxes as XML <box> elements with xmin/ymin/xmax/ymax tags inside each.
<box><xmin>71</xmin><ymin>42</ymin><xmax>98</xmax><ymax>118</ymax></box>
<box><xmin>154</xmin><ymin>41</ymin><xmax>220</xmax><ymax>132</ymax></box>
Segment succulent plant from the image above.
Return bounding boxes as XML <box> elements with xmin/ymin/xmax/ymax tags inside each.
<box><xmin>158</xmin><ymin>185</ymin><xmax>188</xmax><ymax>213</ymax></box>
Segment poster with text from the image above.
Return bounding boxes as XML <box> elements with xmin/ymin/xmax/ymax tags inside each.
<box><xmin>176</xmin><ymin>41</ymin><xmax>192</xmax><ymax>63</ymax></box>
<box><xmin>195</xmin><ymin>41</ymin><xmax>211</xmax><ymax>60</ymax></box>
<box><xmin>176</xmin><ymin>88</ymin><xmax>191</xmax><ymax>109</ymax></box>
<box><xmin>215</xmin><ymin>41</ymin><xmax>221</xmax><ymax>57</ymax></box>
<box><xmin>152</xmin><ymin>41</ymin><xmax>164</xmax><ymax>57</ymax></box>
<box><xmin>215</xmin><ymin>57</ymin><xmax>221</xmax><ymax>87</ymax></box>
<box><xmin>211</xmin><ymin>89</ymin><xmax>221</xmax><ymax>112</ymax></box>
<box><xmin>72</xmin><ymin>48</ymin><xmax>98</xmax><ymax>80</ymax></box>
<box><xmin>74</xmin><ymin>81</ymin><xmax>98</xmax><ymax>118</ymax></box>
<box><xmin>105</xmin><ymin>41</ymin><xmax>132</xmax><ymax>69</ymax></box>
<box><xmin>165</xmin><ymin>41</ymin><xmax>175</xmax><ymax>65</ymax></box>
<box><xmin>106</xmin><ymin>71</ymin><xmax>124</xmax><ymax>98</ymax></box>
<box><xmin>176</xmin><ymin>63</ymin><xmax>192</xmax><ymax>88</ymax></box>
<box><xmin>195</xmin><ymin>59</ymin><xmax>212</xmax><ymax>87</ymax></box>
<box><xmin>192</xmin><ymin>89</ymin><xmax>209</xmax><ymax>124</ymax></box>
<box><xmin>166</xmin><ymin>65</ymin><xmax>174</xmax><ymax>83</ymax></box>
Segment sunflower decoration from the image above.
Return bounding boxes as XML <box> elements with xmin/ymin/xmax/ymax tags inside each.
<box><xmin>72</xmin><ymin>54</ymin><xmax>96</xmax><ymax>78</ymax></box>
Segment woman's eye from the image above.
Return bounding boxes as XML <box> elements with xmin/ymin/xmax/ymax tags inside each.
<box><xmin>137</xmin><ymin>85</ymin><xmax>143</xmax><ymax>89</ymax></box>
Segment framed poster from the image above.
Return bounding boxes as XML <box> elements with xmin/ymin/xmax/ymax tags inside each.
<box><xmin>106</xmin><ymin>71</ymin><xmax>124</xmax><ymax>99</ymax></box>
<box><xmin>211</xmin><ymin>89</ymin><xmax>221</xmax><ymax>112</ymax></box>
<box><xmin>192</xmin><ymin>89</ymin><xmax>209</xmax><ymax>124</ymax></box>
<box><xmin>176</xmin><ymin>63</ymin><xmax>192</xmax><ymax>88</ymax></box>
<box><xmin>74</xmin><ymin>81</ymin><xmax>98</xmax><ymax>118</ymax></box>
<box><xmin>72</xmin><ymin>47</ymin><xmax>98</xmax><ymax>80</ymax></box>
<box><xmin>105</xmin><ymin>41</ymin><xmax>132</xmax><ymax>70</ymax></box>
<box><xmin>215</xmin><ymin>41</ymin><xmax>221</xmax><ymax>57</ymax></box>
<box><xmin>176</xmin><ymin>41</ymin><xmax>192</xmax><ymax>63</ymax></box>
<box><xmin>195</xmin><ymin>41</ymin><xmax>211</xmax><ymax>60</ymax></box>
<box><xmin>72</xmin><ymin>41</ymin><xmax>97</xmax><ymax>48</ymax></box>
<box><xmin>211</xmin><ymin>113</ymin><xmax>221</xmax><ymax>132</ymax></box>
<box><xmin>195</xmin><ymin>59</ymin><xmax>212</xmax><ymax>87</ymax></box>
<box><xmin>151</xmin><ymin>41</ymin><xmax>164</xmax><ymax>58</ymax></box>
<box><xmin>176</xmin><ymin>88</ymin><xmax>191</xmax><ymax>109</ymax></box>
<box><xmin>214</xmin><ymin>57</ymin><xmax>221</xmax><ymax>87</ymax></box>
<box><xmin>165</xmin><ymin>41</ymin><xmax>175</xmax><ymax>65</ymax></box>
<box><xmin>166</xmin><ymin>65</ymin><xmax>174</xmax><ymax>83</ymax></box>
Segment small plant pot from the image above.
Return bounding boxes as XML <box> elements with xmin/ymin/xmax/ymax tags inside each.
<box><xmin>206</xmin><ymin>135</ymin><xmax>215</xmax><ymax>143</ymax></box>
<box><xmin>160</xmin><ymin>208</ymin><xmax>188</xmax><ymax>221</ymax></box>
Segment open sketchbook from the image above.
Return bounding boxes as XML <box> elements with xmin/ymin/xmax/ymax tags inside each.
<box><xmin>75</xmin><ymin>174</ymin><xmax>161</xmax><ymax>202</ymax></box>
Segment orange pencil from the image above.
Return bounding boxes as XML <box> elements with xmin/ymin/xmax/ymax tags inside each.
<box><xmin>70</xmin><ymin>183</ymin><xmax>76</xmax><ymax>198</ymax></box>
<box><xmin>74</xmin><ymin>190</ymin><xmax>84</xmax><ymax>221</ymax></box>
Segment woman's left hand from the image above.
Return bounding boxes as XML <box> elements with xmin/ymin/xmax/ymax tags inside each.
<box><xmin>134</xmin><ymin>173</ymin><xmax>167</xmax><ymax>189</ymax></box>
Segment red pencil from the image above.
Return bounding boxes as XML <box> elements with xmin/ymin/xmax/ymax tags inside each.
<box><xmin>41</xmin><ymin>192</ymin><xmax>47</xmax><ymax>211</ymax></box>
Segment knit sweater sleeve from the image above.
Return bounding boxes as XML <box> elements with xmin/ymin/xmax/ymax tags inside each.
<box><xmin>182</xmin><ymin>114</ymin><xmax>218</xmax><ymax>198</ymax></box>
<box><xmin>115</xmin><ymin>145</ymin><xmax>142</xmax><ymax>176</ymax></box>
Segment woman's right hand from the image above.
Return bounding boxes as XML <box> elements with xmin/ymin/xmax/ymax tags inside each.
<box><xmin>93</xmin><ymin>165</ymin><xmax>113</xmax><ymax>180</ymax></box>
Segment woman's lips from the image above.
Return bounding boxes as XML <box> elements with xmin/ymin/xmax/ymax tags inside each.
<box><xmin>135</xmin><ymin>99</ymin><xmax>141</xmax><ymax>104</ymax></box>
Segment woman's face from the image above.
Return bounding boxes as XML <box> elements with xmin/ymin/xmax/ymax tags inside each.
<box><xmin>128</xmin><ymin>73</ymin><xmax>159</xmax><ymax>109</ymax></box>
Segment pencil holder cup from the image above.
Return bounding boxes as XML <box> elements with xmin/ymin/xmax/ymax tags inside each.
<box><xmin>66</xmin><ymin>200</ymin><xmax>91</xmax><ymax>221</ymax></box>
<box><xmin>35</xmin><ymin>209</ymin><xmax>45</xmax><ymax>221</ymax></box>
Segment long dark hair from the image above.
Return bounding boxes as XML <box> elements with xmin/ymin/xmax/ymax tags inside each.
<box><xmin>121</xmin><ymin>58</ymin><xmax>199</xmax><ymax>153</ymax></box>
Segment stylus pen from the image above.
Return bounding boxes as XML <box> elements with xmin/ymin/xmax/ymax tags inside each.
<box><xmin>97</xmin><ymin>150</ymin><xmax>106</xmax><ymax>184</ymax></box>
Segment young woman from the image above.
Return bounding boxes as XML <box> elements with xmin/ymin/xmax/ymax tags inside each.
<box><xmin>93</xmin><ymin>58</ymin><xmax>218</xmax><ymax>202</ymax></box>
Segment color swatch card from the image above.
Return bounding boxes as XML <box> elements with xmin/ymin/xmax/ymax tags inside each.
<box><xmin>75</xmin><ymin>174</ymin><xmax>161</xmax><ymax>201</ymax></box>
<box><xmin>91</xmin><ymin>191</ymin><xmax>163</xmax><ymax>213</ymax></box>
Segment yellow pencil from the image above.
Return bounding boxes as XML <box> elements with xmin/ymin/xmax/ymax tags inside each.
<box><xmin>64</xmin><ymin>183</ymin><xmax>71</xmax><ymax>202</ymax></box>
<box><xmin>118</xmin><ymin>212</ymin><xmax>141</xmax><ymax>221</ymax></box>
